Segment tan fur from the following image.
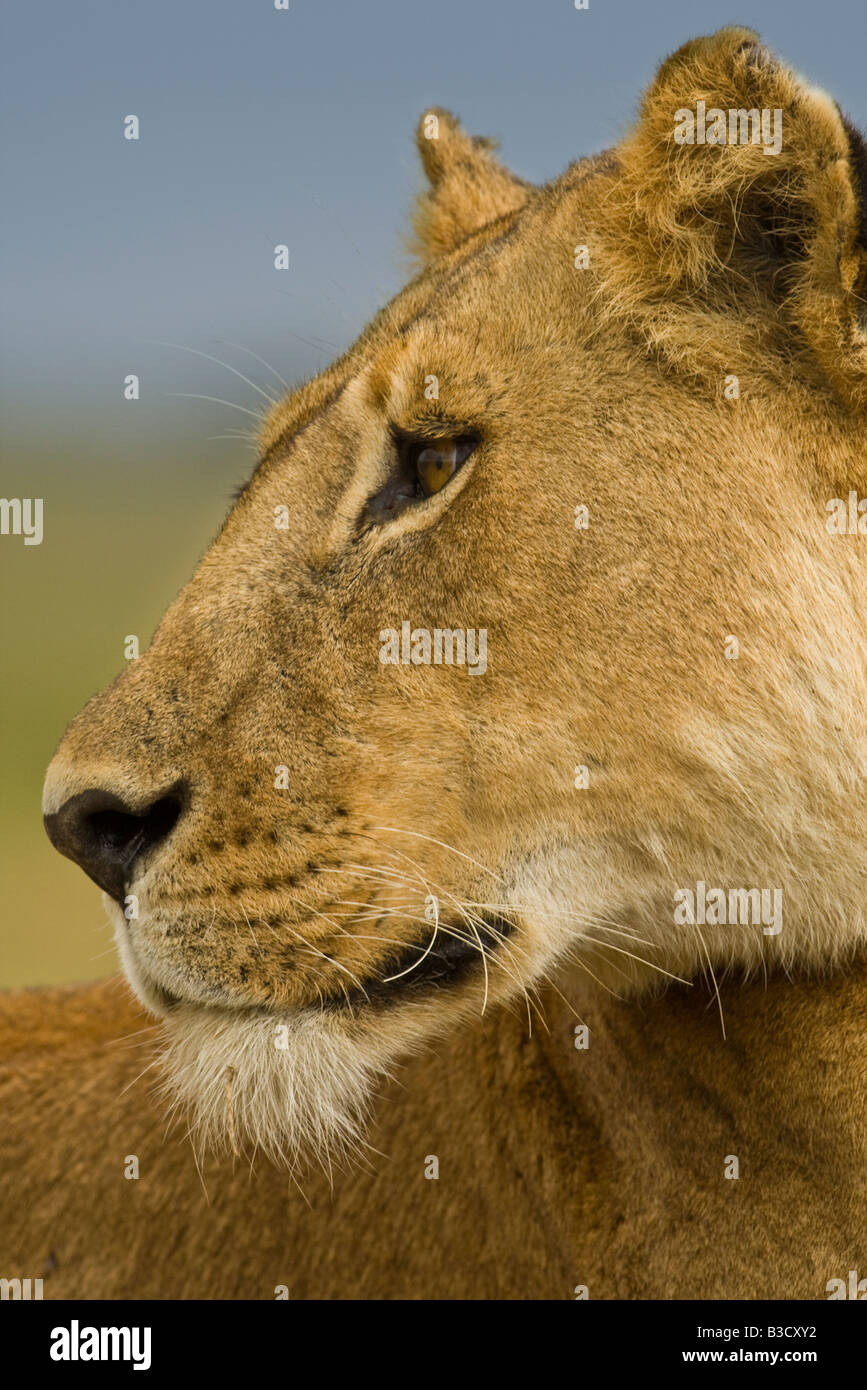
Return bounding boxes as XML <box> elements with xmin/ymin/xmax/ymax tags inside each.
<box><xmin>4</xmin><ymin>28</ymin><xmax>867</xmax><ymax>1296</ymax></box>
<box><xmin>1</xmin><ymin>967</ymin><xmax>865</xmax><ymax>1298</ymax></box>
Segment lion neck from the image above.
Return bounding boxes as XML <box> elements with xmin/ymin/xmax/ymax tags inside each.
<box><xmin>445</xmin><ymin>954</ymin><xmax>862</xmax><ymax>1296</ymax></box>
<box><xmin>539</xmin><ymin>952</ymin><xmax>867</xmax><ymax>1179</ymax></box>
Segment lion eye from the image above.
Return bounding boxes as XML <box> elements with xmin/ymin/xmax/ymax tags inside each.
<box><xmin>406</xmin><ymin>435</ymin><xmax>477</xmax><ymax>498</ymax></box>
<box><xmin>363</xmin><ymin>432</ymin><xmax>478</xmax><ymax>526</ymax></box>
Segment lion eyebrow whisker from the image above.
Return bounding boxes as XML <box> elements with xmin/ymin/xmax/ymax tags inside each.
<box><xmin>146</xmin><ymin>337</ymin><xmax>280</xmax><ymax>406</ymax></box>
<box><xmin>212</xmin><ymin>337</ymin><xmax>291</xmax><ymax>393</ymax></box>
<box><xmin>206</xmin><ymin>431</ymin><xmax>259</xmax><ymax>447</ymax></box>
<box><xmin>165</xmin><ymin>391</ymin><xmax>265</xmax><ymax>420</ymax></box>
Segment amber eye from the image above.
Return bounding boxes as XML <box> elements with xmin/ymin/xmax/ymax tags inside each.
<box><xmin>416</xmin><ymin>441</ymin><xmax>456</xmax><ymax>495</ymax></box>
<box><xmin>406</xmin><ymin>435</ymin><xmax>477</xmax><ymax>498</ymax></box>
<box><xmin>364</xmin><ymin>432</ymin><xmax>478</xmax><ymax>525</ymax></box>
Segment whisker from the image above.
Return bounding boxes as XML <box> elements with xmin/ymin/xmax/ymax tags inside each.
<box><xmin>147</xmin><ymin>338</ymin><xmax>278</xmax><ymax>405</ymax></box>
<box><xmin>583</xmin><ymin>938</ymin><xmax>692</xmax><ymax>986</ymax></box>
<box><xmin>166</xmin><ymin>392</ymin><xmax>264</xmax><ymax>420</ymax></box>
<box><xmin>371</xmin><ymin>827</ymin><xmax>508</xmax><ymax>885</ymax></box>
<box><xmin>280</xmin><ymin>898</ymin><xmax>370</xmax><ymax>998</ymax></box>
<box><xmin>212</xmin><ymin>337</ymin><xmax>291</xmax><ymax>393</ymax></box>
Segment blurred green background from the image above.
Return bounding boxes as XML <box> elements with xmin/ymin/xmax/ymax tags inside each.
<box><xmin>2</xmin><ymin>0</ymin><xmax>863</xmax><ymax>987</ymax></box>
<box><xmin>0</xmin><ymin>451</ymin><xmax>242</xmax><ymax>986</ymax></box>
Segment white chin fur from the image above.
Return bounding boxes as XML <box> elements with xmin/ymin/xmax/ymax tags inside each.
<box><xmin>107</xmin><ymin>900</ymin><xmax>387</xmax><ymax>1171</ymax></box>
<box><xmin>155</xmin><ymin>1001</ymin><xmax>387</xmax><ymax>1172</ymax></box>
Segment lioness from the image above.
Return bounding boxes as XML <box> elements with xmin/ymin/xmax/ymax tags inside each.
<box><xmin>2</xmin><ymin>27</ymin><xmax>866</xmax><ymax>1299</ymax></box>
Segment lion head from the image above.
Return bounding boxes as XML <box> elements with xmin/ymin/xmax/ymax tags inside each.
<box><xmin>43</xmin><ymin>29</ymin><xmax>867</xmax><ymax>1168</ymax></box>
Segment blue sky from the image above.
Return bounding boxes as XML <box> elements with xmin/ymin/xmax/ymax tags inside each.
<box><xmin>2</xmin><ymin>0</ymin><xmax>865</xmax><ymax>463</ymax></box>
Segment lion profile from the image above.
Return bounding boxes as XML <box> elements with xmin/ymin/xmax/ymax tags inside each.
<box><xmin>1</xmin><ymin>27</ymin><xmax>865</xmax><ymax>1299</ymax></box>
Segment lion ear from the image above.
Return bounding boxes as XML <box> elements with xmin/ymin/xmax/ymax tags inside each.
<box><xmin>410</xmin><ymin>108</ymin><xmax>530</xmax><ymax>265</ymax></box>
<box><xmin>608</xmin><ymin>26</ymin><xmax>867</xmax><ymax>408</ymax></box>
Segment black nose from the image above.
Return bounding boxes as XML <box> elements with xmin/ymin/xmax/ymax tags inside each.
<box><xmin>44</xmin><ymin>786</ymin><xmax>185</xmax><ymax>905</ymax></box>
